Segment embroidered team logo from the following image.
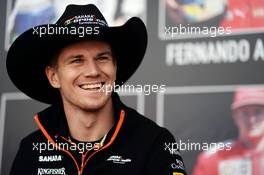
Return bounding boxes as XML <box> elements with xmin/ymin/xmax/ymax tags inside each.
<box><xmin>64</xmin><ymin>15</ymin><xmax>107</xmax><ymax>26</ymax></box>
<box><xmin>106</xmin><ymin>155</ymin><xmax>132</xmax><ymax>164</ymax></box>
<box><xmin>39</xmin><ymin>155</ymin><xmax>62</xmax><ymax>162</ymax></box>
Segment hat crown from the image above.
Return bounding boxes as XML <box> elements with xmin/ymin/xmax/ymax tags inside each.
<box><xmin>234</xmin><ymin>88</ymin><xmax>264</xmax><ymax>102</ymax></box>
<box><xmin>56</xmin><ymin>4</ymin><xmax>108</xmax><ymax>27</ymax></box>
<box><xmin>232</xmin><ymin>88</ymin><xmax>264</xmax><ymax>109</ymax></box>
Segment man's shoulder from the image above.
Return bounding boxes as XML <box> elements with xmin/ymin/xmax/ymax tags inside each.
<box><xmin>125</xmin><ymin>106</ymin><xmax>160</xmax><ymax>128</ymax></box>
<box><xmin>123</xmin><ymin>106</ymin><xmax>172</xmax><ymax>139</ymax></box>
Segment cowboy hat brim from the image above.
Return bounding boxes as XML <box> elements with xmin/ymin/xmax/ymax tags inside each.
<box><xmin>6</xmin><ymin>17</ymin><xmax>147</xmax><ymax>104</ymax></box>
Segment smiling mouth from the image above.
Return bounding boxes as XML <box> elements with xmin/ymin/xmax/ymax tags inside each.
<box><xmin>79</xmin><ymin>82</ymin><xmax>105</xmax><ymax>91</ymax></box>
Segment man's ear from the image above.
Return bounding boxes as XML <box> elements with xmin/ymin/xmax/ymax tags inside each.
<box><xmin>45</xmin><ymin>66</ymin><xmax>61</xmax><ymax>88</ymax></box>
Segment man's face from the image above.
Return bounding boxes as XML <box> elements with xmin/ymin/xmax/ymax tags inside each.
<box><xmin>233</xmin><ymin>105</ymin><xmax>264</xmax><ymax>139</ymax></box>
<box><xmin>45</xmin><ymin>40</ymin><xmax>116</xmax><ymax>111</ymax></box>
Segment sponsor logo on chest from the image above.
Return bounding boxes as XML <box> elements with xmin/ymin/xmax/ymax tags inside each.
<box><xmin>37</xmin><ymin>167</ymin><xmax>65</xmax><ymax>175</ymax></box>
<box><xmin>39</xmin><ymin>155</ymin><xmax>62</xmax><ymax>162</ymax></box>
<box><xmin>107</xmin><ymin>155</ymin><xmax>132</xmax><ymax>164</ymax></box>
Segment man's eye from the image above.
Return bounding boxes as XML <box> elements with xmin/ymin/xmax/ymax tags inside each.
<box><xmin>70</xmin><ymin>58</ymin><xmax>82</xmax><ymax>63</ymax></box>
<box><xmin>236</xmin><ymin>111</ymin><xmax>249</xmax><ymax>119</ymax></box>
<box><xmin>241</xmin><ymin>112</ymin><xmax>249</xmax><ymax>118</ymax></box>
<box><xmin>255</xmin><ymin>108</ymin><xmax>264</xmax><ymax>117</ymax></box>
<box><xmin>97</xmin><ymin>56</ymin><xmax>109</xmax><ymax>61</ymax></box>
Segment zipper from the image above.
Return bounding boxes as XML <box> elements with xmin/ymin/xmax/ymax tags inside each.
<box><xmin>34</xmin><ymin>110</ymin><xmax>125</xmax><ymax>175</ymax></box>
<box><xmin>60</xmin><ymin>135</ymin><xmax>105</xmax><ymax>175</ymax></box>
<box><xmin>82</xmin><ymin>110</ymin><xmax>125</xmax><ymax>169</ymax></box>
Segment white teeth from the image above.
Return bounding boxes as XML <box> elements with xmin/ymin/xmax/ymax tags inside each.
<box><xmin>80</xmin><ymin>83</ymin><xmax>102</xmax><ymax>90</ymax></box>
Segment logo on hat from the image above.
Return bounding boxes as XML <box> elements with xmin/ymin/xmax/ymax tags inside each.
<box><xmin>64</xmin><ymin>15</ymin><xmax>107</xmax><ymax>27</ymax></box>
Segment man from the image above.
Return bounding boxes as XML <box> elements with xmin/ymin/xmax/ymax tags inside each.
<box><xmin>193</xmin><ymin>87</ymin><xmax>264</xmax><ymax>175</ymax></box>
<box><xmin>6</xmin><ymin>4</ymin><xmax>187</xmax><ymax>175</ymax></box>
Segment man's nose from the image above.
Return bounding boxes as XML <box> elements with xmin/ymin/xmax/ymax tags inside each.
<box><xmin>83</xmin><ymin>60</ymin><xmax>100</xmax><ymax>77</ymax></box>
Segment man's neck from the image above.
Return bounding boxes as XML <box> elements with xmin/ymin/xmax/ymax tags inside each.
<box><xmin>63</xmin><ymin>99</ymin><xmax>115</xmax><ymax>142</ymax></box>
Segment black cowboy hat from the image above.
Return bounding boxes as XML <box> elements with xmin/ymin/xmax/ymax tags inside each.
<box><xmin>6</xmin><ymin>4</ymin><xmax>147</xmax><ymax>104</ymax></box>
